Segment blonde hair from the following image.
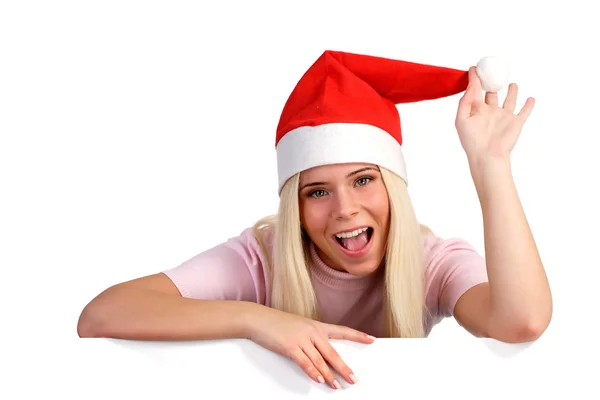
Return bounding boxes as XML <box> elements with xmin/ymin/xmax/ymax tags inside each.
<box><xmin>252</xmin><ymin>166</ymin><xmax>430</xmax><ymax>337</ymax></box>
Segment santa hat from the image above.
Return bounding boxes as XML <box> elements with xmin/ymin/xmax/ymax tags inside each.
<box><xmin>275</xmin><ymin>50</ymin><xmax>470</xmax><ymax>195</ymax></box>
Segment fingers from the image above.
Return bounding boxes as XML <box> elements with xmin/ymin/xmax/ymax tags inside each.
<box><xmin>286</xmin><ymin>323</ymin><xmax>375</xmax><ymax>390</ymax></box>
<box><xmin>503</xmin><ymin>83</ymin><xmax>518</xmax><ymax>113</ymax></box>
<box><xmin>468</xmin><ymin>66</ymin><xmax>483</xmax><ymax>93</ymax></box>
<box><xmin>456</xmin><ymin>91</ymin><xmax>473</xmax><ymax>121</ymax></box>
<box><xmin>503</xmin><ymin>83</ymin><xmax>535</xmax><ymax>120</ymax></box>
<box><xmin>485</xmin><ymin>91</ymin><xmax>498</xmax><ymax>107</ymax></box>
<box><xmin>325</xmin><ymin>324</ymin><xmax>376</xmax><ymax>344</ymax></box>
<box><xmin>289</xmin><ymin>346</ymin><xmax>326</xmax><ymax>385</ymax></box>
<box><xmin>518</xmin><ymin>97</ymin><xmax>535</xmax><ymax>120</ymax></box>
<box><xmin>291</xmin><ymin>340</ymin><xmax>353</xmax><ymax>390</ymax></box>
<box><xmin>303</xmin><ymin>342</ymin><xmax>345</xmax><ymax>389</ymax></box>
<box><xmin>456</xmin><ymin>67</ymin><xmax>484</xmax><ymax>121</ymax></box>
<box><xmin>313</xmin><ymin>338</ymin><xmax>357</xmax><ymax>389</ymax></box>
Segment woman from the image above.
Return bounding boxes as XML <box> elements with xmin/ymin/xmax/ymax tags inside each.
<box><xmin>77</xmin><ymin>50</ymin><xmax>552</xmax><ymax>390</ymax></box>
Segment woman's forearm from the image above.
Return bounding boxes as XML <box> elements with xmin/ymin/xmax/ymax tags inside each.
<box><xmin>470</xmin><ymin>157</ymin><xmax>552</xmax><ymax>338</ymax></box>
<box><xmin>77</xmin><ymin>286</ymin><xmax>262</xmax><ymax>341</ymax></box>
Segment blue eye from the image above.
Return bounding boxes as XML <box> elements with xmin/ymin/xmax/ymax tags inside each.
<box><xmin>309</xmin><ymin>189</ymin><xmax>327</xmax><ymax>198</ymax></box>
<box><xmin>356</xmin><ymin>177</ymin><xmax>372</xmax><ymax>186</ymax></box>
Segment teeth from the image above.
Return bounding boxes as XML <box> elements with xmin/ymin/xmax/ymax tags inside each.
<box><xmin>335</xmin><ymin>227</ymin><xmax>369</xmax><ymax>239</ymax></box>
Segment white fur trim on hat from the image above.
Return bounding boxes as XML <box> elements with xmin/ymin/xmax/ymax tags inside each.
<box><xmin>276</xmin><ymin>123</ymin><xmax>407</xmax><ymax>194</ymax></box>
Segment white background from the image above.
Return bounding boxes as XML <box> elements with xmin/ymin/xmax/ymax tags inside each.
<box><xmin>1</xmin><ymin>1</ymin><xmax>599</xmax><ymax>398</ymax></box>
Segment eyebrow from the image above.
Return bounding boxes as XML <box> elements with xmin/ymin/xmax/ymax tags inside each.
<box><xmin>299</xmin><ymin>167</ymin><xmax>379</xmax><ymax>191</ymax></box>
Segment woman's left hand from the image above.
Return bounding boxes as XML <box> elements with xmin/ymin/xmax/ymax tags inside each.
<box><xmin>455</xmin><ymin>66</ymin><xmax>535</xmax><ymax>163</ymax></box>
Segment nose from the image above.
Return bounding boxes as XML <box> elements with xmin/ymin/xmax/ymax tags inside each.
<box><xmin>332</xmin><ymin>188</ymin><xmax>359</xmax><ymax>220</ymax></box>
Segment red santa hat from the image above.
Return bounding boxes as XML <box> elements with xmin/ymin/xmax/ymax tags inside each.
<box><xmin>275</xmin><ymin>50</ymin><xmax>470</xmax><ymax>195</ymax></box>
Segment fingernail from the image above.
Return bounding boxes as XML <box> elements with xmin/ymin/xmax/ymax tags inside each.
<box><xmin>333</xmin><ymin>379</ymin><xmax>342</xmax><ymax>389</ymax></box>
<box><xmin>349</xmin><ymin>374</ymin><xmax>357</xmax><ymax>383</ymax></box>
<box><xmin>317</xmin><ymin>375</ymin><xmax>324</xmax><ymax>384</ymax></box>
<box><xmin>367</xmin><ymin>335</ymin><xmax>376</xmax><ymax>341</ymax></box>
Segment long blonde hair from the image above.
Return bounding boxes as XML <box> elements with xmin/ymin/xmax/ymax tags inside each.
<box><xmin>252</xmin><ymin>166</ymin><xmax>430</xmax><ymax>337</ymax></box>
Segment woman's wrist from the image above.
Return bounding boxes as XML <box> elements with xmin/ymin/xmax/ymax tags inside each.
<box><xmin>237</xmin><ymin>301</ymin><xmax>268</xmax><ymax>340</ymax></box>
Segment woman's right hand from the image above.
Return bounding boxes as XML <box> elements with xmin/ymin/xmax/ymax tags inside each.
<box><xmin>246</xmin><ymin>305</ymin><xmax>376</xmax><ymax>390</ymax></box>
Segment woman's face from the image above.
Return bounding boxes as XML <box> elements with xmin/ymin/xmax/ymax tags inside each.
<box><xmin>298</xmin><ymin>162</ymin><xmax>390</xmax><ymax>276</ymax></box>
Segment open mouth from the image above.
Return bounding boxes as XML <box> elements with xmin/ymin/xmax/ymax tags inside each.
<box><xmin>334</xmin><ymin>227</ymin><xmax>374</xmax><ymax>253</ymax></box>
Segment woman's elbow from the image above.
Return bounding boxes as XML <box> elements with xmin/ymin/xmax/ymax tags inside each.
<box><xmin>77</xmin><ymin>287</ymin><xmax>118</xmax><ymax>338</ymax></box>
<box><xmin>77</xmin><ymin>299</ymin><xmax>106</xmax><ymax>338</ymax></box>
<box><xmin>495</xmin><ymin>316</ymin><xmax>552</xmax><ymax>343</ymax></box>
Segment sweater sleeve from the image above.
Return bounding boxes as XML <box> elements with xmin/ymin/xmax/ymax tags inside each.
<box><xmin>161</xmin><ymin>227</ymin><xmax>271</xmax><ymax>306</ymax></box>
<box><xmin>423</xmin><ymin>232</ymin><xmax>489</xmax><ymax>318</ymax></box>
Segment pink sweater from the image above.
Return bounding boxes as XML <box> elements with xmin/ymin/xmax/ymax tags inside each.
<box><xmin>162</xmin><ymin>227</ymin><xmax>489</xmax><ymax>337</ymax></box>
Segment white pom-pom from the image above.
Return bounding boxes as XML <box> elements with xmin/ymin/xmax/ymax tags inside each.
<box><xmin>476</xmin><ymin>56</ymin><xmax>510</xmax><ymax>92</ymax></box>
